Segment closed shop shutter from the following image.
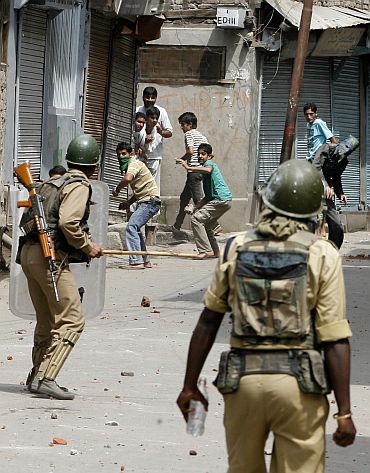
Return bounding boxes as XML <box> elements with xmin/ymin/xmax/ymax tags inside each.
<box><xmin>259</xmin><ymin>55</ymin><xmax>361</xmax><ymax>211</ymax></box>
<box><xmin>367</xmin><ymin>61</ymin><xmax>370</xmax><ymax>206</ymax></box>
<box><xmin>84</xmin><ymin>12</ymin><xmax>112</xmax><ymax>147</ymax></box>
<box><xmin>258</xmin><ymin>57</ymin><xmax>332</xmax><ymax>185</ymax></box>
<box><xmin>258</xmin><ymin>58</ymin><xmax>292</xmax><ymax>185</ymax></box>
<box><xmin>102</xmin><ymin>35</ymin><xmax>136</xmax><ymax>211</ymax></box>
<box><xmin>332</xmin><ymin>57</ymin><xmax>360</xmax><ymax>210</ymax></box>
<box><xmin>16</xmin><ymin>7</ymin><xmax>47</xmax><ymax>179</ymax></box>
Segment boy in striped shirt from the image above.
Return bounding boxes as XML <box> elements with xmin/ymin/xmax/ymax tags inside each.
<box><xmin>172</xmin><ymin>112</ymin><xmax>208</xmax><ymax>233</ymax></box>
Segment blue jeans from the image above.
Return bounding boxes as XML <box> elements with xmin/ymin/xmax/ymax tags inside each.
<box><xmin>126</xmin><ymin>199</ymin><xmax>161</xmax><ymax>264</ymax></box>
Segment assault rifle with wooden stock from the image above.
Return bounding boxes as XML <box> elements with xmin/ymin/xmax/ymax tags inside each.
<box><xmin>14</xmin><ymin>162</ymin><xmax>60</xmax><ymax>302</ymax></box>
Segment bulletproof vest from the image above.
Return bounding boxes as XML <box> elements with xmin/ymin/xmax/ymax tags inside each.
<box><xmin>19</xmin><ymin>173</ymin><xmax>92</xmax><ymax>262</ymax></box>
<box><xmin>231</xmin><ymin>229</ymin><xmax>318</xmax><ymax>350</ymax></box>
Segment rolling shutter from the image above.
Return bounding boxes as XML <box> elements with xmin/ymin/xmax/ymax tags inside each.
<box><xmin>16</xmin><ymin>7</ymin><xmax>47</xmax><ymax>179</ymax></box>
<box><xmin>332</xmin><ymin>57</ymin><xmax>360</xmax><ymax>210</ymax></box>
<box><xmin>258</xmin><ymin>58</ymin><xmax>292</xmax><ymax>185</ymax></box>
<box><xmin>84</xmin><ymin>12</ymin><xmax>112</xmax><ymax>147</ymax></box>
<box><xmin>102</xmin><ymin>35</ymin><xmax>136</xmax><ymax>211</ymax></box>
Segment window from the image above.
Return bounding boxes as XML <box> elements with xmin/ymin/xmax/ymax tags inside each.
<box><xmin>139</xmin><ymin>45</ymin><xmax>226</xmax><ymax>85</ymax></box>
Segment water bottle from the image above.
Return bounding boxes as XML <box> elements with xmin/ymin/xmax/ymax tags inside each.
<box><xmin>186</xmin><ymin>377</ymin><xmax>208</xmax><ymax>437</ymax></box>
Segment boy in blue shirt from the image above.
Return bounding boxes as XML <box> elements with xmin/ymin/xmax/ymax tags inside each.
<box><xmin>304</xmin><ymin>102</ymin><xmax>337</xmax><ymax>160</ymax></box>
<box><xmin>176</xmin><ymin>143</ymin><xmax>232</xmax><ymax>259</ymax></box>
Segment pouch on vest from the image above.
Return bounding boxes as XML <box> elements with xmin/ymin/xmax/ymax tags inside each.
<box><xmin>213</xmin><ymin>350</ymin><xmax>242</xmax><ymax>395</ymax></box>
<box><xmin>234</xmin><ymin>239</ymin><xmax>311</xmax><ymax>341</ymax></box>
<box><xmin>294</xmin><ymin>350</ymin><xmax>331</xmax><ymax>395</ymax></box>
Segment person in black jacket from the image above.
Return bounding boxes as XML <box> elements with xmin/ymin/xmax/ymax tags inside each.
<box><xmin>312</xmin><ymin>136</ymin><xmax>359</xmax><ymax>249</ymax></box>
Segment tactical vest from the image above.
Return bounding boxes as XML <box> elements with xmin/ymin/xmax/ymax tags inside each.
<box><xmin>19</xmin><ymin>173</ymin><xmax>92</xmax><ymax>263</ymax></box>
<box><xmin>214</xmin><ymin>229</ymin><xmax>330</xmax><ymax>396</ymax></box>
<box><xmin>232</xmin><ymin>229</ymin><xmax>316</xmax><ymax>350</ymax></box>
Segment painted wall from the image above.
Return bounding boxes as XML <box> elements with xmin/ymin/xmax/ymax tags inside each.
<box><xmin>0</xmin><ymin>65</ymin><xmax>6</xmax><ymax>226</ymax></box>
<box><xmin>137</xmin><ymin>25</ymin><xmax>260</xmax><ymax>231</ymax></box>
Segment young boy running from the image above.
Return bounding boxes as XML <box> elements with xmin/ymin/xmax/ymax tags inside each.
<box><xmin>176</xmin><ymin>143</ymin><xmax>232</xmax><ymax>259</ymax></box>
<box><xmin>113</xmin><ymin>142</ymin><xmax>161</xmax><ymax>268</ymax></box>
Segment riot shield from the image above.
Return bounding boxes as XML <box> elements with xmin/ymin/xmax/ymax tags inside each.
<box><xmin>9</xmin><ymin>180</ymin><xmax>109</xmax><ymax>320</ymax></box>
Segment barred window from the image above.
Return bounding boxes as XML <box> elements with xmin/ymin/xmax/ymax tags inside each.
<box><xmin>139</xmin><ymin>45</ymin><xmax>226</xmax><ymax>85</ymax></box>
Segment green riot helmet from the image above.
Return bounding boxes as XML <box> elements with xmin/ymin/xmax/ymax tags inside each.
<box><xmin>261</xmin><ymin>159</ymin><xmax>323</xmax><ymax>218</ymax></box>
<box><xmin>65</xmin><ymin>134</ymin><xmax>100</xmax><ymax>166</ymax></box>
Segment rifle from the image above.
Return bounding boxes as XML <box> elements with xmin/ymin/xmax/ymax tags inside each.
<box><xmin>14</xmin><ymin>162</ymin><xmax>60</xmax><ymax>302</ymax></box>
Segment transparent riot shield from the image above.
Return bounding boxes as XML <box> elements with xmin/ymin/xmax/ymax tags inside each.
<box><xmin>9</xmin><ymin>180</ymin><xmax>109</xmax><ymax>320</ymax></box>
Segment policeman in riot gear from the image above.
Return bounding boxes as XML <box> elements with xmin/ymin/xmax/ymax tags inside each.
<box><xmin>177</xmin><ymin>160</ymin><xmax>356</xmax><ymax>473</ymax></box>
<box><xmin>19</xmin><ymin>134</ymin><xmax>103</xmax><ymax>400</ymax></box>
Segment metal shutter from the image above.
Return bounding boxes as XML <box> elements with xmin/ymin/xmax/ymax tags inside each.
<box><xmin>84</xmin><ymin>12</ymin><xmax>112</xmax><ymax>147</ymax></box>
<box><xmin>367</xmin><ymin>61</ymin><xmax>370</xmax><ymax>207</ymax></box>
<box><xmin>258</xmin><ymin>58</ymin><xmax>292</xmax><ymax>185</ymax></box>
<box><xmin>332</xmin><ymin>57</ymin><xmax>360</xmax><ymax>210</ymax></box>
<box><xmin>102</xmin><ymin>35</ymin><xmax>136</xmax><ymax>211</ymax></box>
<box><xmin>297</xmin><ymin>58</ymin><xmax>332</xmax><ymax>160</ymax></box>
<box><xmin>16</xmin><ymin>7</ymin><xmax>47</xmax><ymax>178</ymax></box>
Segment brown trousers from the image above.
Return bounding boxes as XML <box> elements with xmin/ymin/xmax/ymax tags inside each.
<box><xmin>21</xmin><ymin>242</ymin><xmax>85</xmax><ymax>378</ymax></box>
<box><xmin>223</xmin><ymin>374</ymin><xmax>329</xmax><ymax>473</ymax></box>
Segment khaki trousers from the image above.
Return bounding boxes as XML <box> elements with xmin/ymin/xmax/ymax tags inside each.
<box><xmin>191</xmin><ymin>200</ymin><xmax>231</xmax><ymax>254</ymax></box>
<box><xmin>223</xmin><ymin>374</ymin><xmax>329</xmax><ymax>473</ymax></box>
<box><xmin>21</xmin><ymin>242</ymin><xmax>85</xmax><ymax>377</ymax></box>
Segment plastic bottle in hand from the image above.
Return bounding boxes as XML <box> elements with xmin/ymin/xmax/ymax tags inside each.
<box><xmin>186</xmin><ymin>377</ymin><xmax>208</xmax><ymax>437</ymax></box>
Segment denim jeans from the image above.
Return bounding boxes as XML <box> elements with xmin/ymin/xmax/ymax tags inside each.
<box><xmin>126</xmin><ymin>199</ymin><xmax>161</xmax><ymax>264</ymax></box>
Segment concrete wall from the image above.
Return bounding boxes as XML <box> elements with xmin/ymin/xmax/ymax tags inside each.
<box><xmin>137</xmin><ymin>25</ymin><xmax>260</xmax><ymax>232</ymax></box>
<box><xmin>0</xmin><ymin>64</ymin><xmax>6</xmax><ymax>226</ymax></box>
<box><xmin>168</xmin><ymin>0</ymin><xmax>370</xmax><ymax>10</ymax></box>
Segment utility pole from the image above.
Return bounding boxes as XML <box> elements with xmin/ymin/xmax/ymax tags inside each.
<box><xmin>280</xmin><ymin>0</ymin><xmax>314</xmax><ymax>163</ymax></box>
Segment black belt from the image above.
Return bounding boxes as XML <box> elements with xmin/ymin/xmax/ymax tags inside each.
<box><xmin>139</xmin><ymin>196</ymin><xmax>161</xmax><ymax>205</ymax></box>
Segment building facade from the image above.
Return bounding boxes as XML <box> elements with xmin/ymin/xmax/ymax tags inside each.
<box><xmin>138</xmin><ymin>0</ymin><xmax>370</xmax><ymax>230</ymax></box>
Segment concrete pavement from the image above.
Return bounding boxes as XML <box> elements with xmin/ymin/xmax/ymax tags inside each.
<box><xmin>0</xmin><ymin>231</ymin><xmax>369</xmax><ymax>472</ymax></box>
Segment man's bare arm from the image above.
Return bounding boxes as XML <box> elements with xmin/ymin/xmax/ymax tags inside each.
<box><xmin>323</xmin><ymin>339</ymin><xmax>356</xmax><ymax>447</ymax></box>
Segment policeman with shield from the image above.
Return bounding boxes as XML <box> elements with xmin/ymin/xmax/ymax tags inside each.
<box><xmin>16</xmin><ymin>135</ymin><xmax>104</xmax><ymax>400</ymax></box>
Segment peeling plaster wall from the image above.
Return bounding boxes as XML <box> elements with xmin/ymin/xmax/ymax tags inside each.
<box><xmin>138</xmin><ymin>26</ymin><xmax>260</xmax><ymax>231</ymax></box>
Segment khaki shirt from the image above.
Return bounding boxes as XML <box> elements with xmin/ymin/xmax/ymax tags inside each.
<box><xmin>127</xmin><ymin>159</ymin><xmax>159</xmax><ymax>203</ymax></box>
<box><xmin>204</xmin><ymin>233</ymin><xmax>352</xmax><ymax>346</ymax></box>
<box><xmin>58</xmin><ymin>169</ymin><xmax>94</xmax><ymax>255</ymax></box>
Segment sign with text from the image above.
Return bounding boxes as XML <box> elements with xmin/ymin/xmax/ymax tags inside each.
<box><xmin>216</xmin><ymin>7</ymin><xmax>246</xmax><ymax>29</ymax></box>
<box><xmin>312</xmin><ymin>28</ymin><xmax>365</xmax><ymax>57</ymax></box>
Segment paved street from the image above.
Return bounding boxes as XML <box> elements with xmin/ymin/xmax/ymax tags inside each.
<box><xmin>0</xmin><ymin>236</ymin><xmax>369</xmax><ymax>473</ymax></box>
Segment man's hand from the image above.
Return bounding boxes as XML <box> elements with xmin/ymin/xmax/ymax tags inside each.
<box><xmin>88</xmin><ymin>242</ymin><xmax>103</xmax><ymax>258</ymax></box>
<box><xmin>340</xmin><ymin>194</ymin><xmax>348</xmax><ymax>204</ymax></box>
<box><xmin>325</xmin><ymin>186</ymin><xmax>335</xmax><ymax>199</ymax></box>
<box><xmin>176</xmin><ymin>158</ymin><xmax>188</xmax><ymax>170</ymax></box>
<box><xmin>112</xmin><ymin>188</ymin><xmax>119</xmax><ymax>197</ymax></box>
<box><xmin>145</xmin><ymin>134</ymin><xmax>154</xmax><ymax>143</ymax></box>
<box><xmin>333</xmin><ymin>418</ymin><xmax>356</xmax><ymax>447</ymax></box>
<box><xmin>177</xmin><ymin>386</ymin><xmax>208</xmax><ymax>422</ymax></box>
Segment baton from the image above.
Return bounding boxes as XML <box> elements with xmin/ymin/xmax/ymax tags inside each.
<box><xmin>102</xmin><ymin>249</ymin><xmax>197</xmax><ymax>258</ymax></box>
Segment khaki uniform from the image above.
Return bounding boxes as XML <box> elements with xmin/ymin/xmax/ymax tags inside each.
<box><xmin>204</xmin><ymin>219</ymin><xmax>352</xmax><ymax>473</ymax></box>
<box><xmin>21</xmin><ymin>169</ymin><xmax>95</xmax><ymax>382</ymax></box>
